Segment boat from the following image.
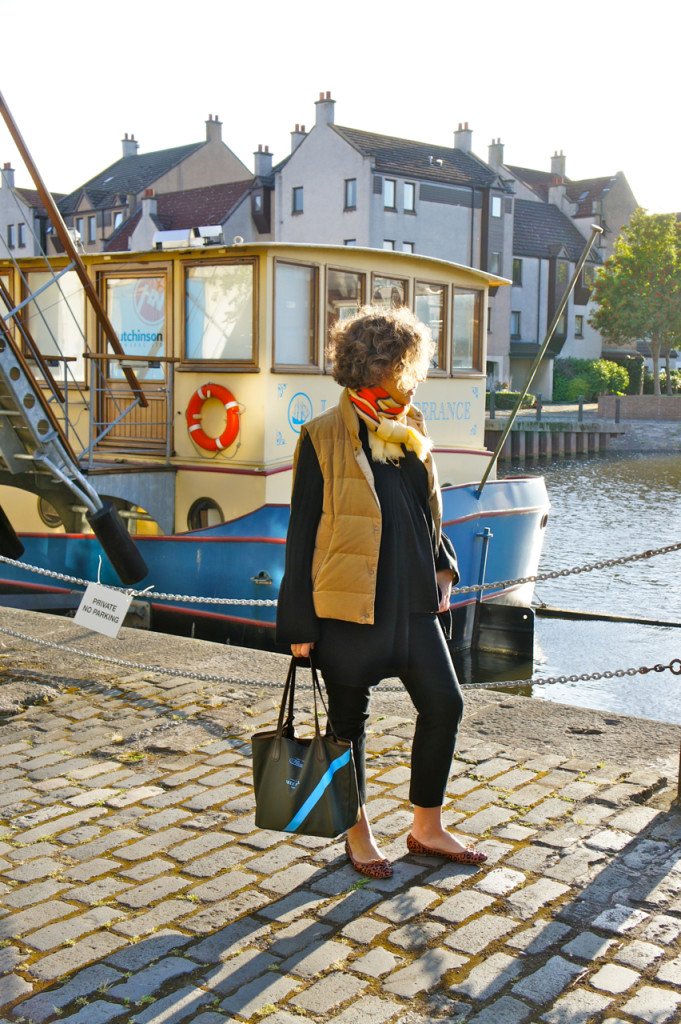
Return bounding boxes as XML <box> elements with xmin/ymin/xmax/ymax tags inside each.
<box><xmin>0</xmin><ymin>94</ymin><xmax>550</xmax><ymax>659</ymax></box>
<box><xmin>0</xmin><ymin>238</ymin><xmax>549</xmax><ymax>655</ymax></box>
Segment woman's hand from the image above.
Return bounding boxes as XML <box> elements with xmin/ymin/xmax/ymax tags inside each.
<box><xmin>436</xmin><ymin>569</ymin><xmax>454</xmax><ymax>613</ymax></box>
<box><xmin>291</xmin><ymin>642</ymin><xmax>315</xmax><ymax>659</ymax></box>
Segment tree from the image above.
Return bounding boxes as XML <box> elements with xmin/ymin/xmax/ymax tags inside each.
<box><xmin>590</xmin><ymin>209</ymin><xmax>681</xmax><ymax>395</ymax></box>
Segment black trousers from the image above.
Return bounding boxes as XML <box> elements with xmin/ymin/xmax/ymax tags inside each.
<box><xmin>323</xmin><ymin>614</ymin><xmax>464</xmax><ymax>808</ymax></box>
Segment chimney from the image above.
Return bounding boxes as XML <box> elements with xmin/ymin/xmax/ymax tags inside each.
<box><xmin>205</xmin><ymin>113</ymin><xmax>223</xmax><ymax>143</ymax></box>
<box><xmin>315</xmin><ymin>91</ymin><xmax>335</xmax><ymax>127</ymax></box>
<box><xmin>121</xmin><ymin>133</ymin><xmax>139</xmax><ymax>158</ymax></box>
<box><xmin>488</xmin><ymin>138</ymin><xmax>504</xmax><ymax>170</ymax></box>
<box><xmin>1</xmin><ymin>163</ymin><xmax>15</xmax><ymax>189</ymax></box>
<box><xmin>142</xmin><ymin>188</ymin><xmax>157</xmax><ymax>219</ymax></box>
<box><xmin>290</xmin><ymin>124</ymin><xmax>308</xmax><ymax>153</ymax></box>
<box><xmin>454</xmin><ymin>122</ymin><xmax>472</xmax><ymax>154</ymax></box>
<box><xmin>253</xmin><ymin>144</ymin><xmax>273</xmax><ymax>177</ymax></box>
<box><xmin>550</xmin><ymin>150</ymin><xmax>566</xmax><ymax>180</ymax></box>
<box><xmin>126</xmin><ymin>192</ymin><xmax>137</xmax><ymax>215</ymax></box>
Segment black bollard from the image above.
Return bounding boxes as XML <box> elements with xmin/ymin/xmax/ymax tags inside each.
<box><xmin>578</xmin><ymin>396</ymin><xmax>584</xmax><ymax>423</ymax></box>
<box><xmin>489</xmin><ymin>388</ymin><xmax>496</xmax><ymax>420</ymax></box>
<box><xmin>86</xmin><ymin>502</ymin><xmax>149</xmax><ymax>585</ymax></box>
<box><xmin>536</xmin><ymin>393</ymin><xmax>542</xmax><ymax>423</ymax></box>
<box><xmin>615</xmin><ymin>397</ymin><xmax>621</xmax><ymax>423</ymax></box>
<box><xmin>0</xmin><ymin>504</ymin><xmax>24</xmax><ymax>559</ymax></box>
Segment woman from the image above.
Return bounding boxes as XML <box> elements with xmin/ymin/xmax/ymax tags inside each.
<box><xmin>277</xmin><ymin>306</ymin><xmax>486</xmax><ymax>878</ymax></box>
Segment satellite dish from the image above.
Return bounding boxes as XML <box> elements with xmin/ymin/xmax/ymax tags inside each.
<box><xmin>233</xmin><ymin>236</ymin><xmax>244</xmax><ymax>246</ymax></box>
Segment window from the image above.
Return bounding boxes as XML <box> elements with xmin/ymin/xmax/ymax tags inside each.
<box><xmin>512</xmin><ymin>258</ymin><xmax>523</xmax><ymax>286</ymax></box>
<box><xmin>487</xmin><ymin>305</ymin><xmax>492</xmax><ymax>332</ymax></box>
<box><xmin>415</xmin><ymin>281</ymin><xmax>446</xmax><ymax>371</ymax></box>
<box><xmin>382</xmin><ymin>240</ymin><xmax>395</xmax><ymax>250</ymax></box>
<box><xmin>185</xmin><ymin>261</ymin><xmax>256</xmax><ymax>365</ymax></box>
<box><xmin>491</xmin><ymin>195</ymin><xmax>502</xmax><ymax>217</ymax></box>
<box><xmin>383</xmin><ymin>178</ymin><xmax>396</xmax><ymax>209</ymax></box>
<box><xmin>113</xmin><ymin>211</ymin><xmax>124</xmax><ymax>230</ymax></box>
<box><xmin>404</xmin><ymin>182</ymin><xmax>415</xmax><ymax>212</ymax></box>
<box><xmin>510</xmin><ymin>311</ymin><xmax>521</xmax><ymax>339</ymax></box>
<box><xmin>575</xmin><ymin>314</ymin><xmax>584</xmax><ymax>338</ymax></box>
<box><xmin>274</xmin><ymin>261</ymin><xmax>317</xmax><ymax>367</ymax></box>
<box><xmin>489</xmin><ymin>252</ymin><xmax>502</xmax><ymax>275</ymax></box>
<box><xmin>452</xmin><ymin>289</ymin><xmax>482</xmax><ymax>370</ymax></box>
<box><xmin>582</xmin><ymin>265</ymin><xmax>596</xmax><ymax>290</ymax></box>
<box><xmin>87</xmin><ymin>216</ymin><xmax>96</xmax><ymax>244</ymax></box>
<box><xmin>75</xmin><ymin>216</ymin><xmax>84</xmax><ymax>238</ymax></box>
<box><xmin>343</xmin><ymin>239</ymin><xmax>357</xmax><ymax>246</ymax></box>
<box><xmin>7</xmin><ymin>224</ymin><xmax>14</xmax><ymax>249</ymax></box>
<box><xmin>17</xmin><ymin>222</ymin><xmax>26</xmax><ymax>248</ymax></box>
<box><xmin>556</xmin><ymin>312</ymin><xmax>567</xmax><ymax>336</ymax></box>
<box><xmin>188</xmin><ymin>498</ymin><xmax>224</xmax><ymax>531</ymax></box>
<box><xmin>292</xmin><ymin>186</ymin><xmax>304</xmax><ymax>214</ymax></box>
<box><xmin>27</xmin><ymin>270</ymin><xmax>86</xmax><ymax>381</ymax></box>
<box><xmin>107</xmin><ymin>275</ymin><xmax>166</xmax><ymax>381</ymax></box>
<box><xmin>371</xmin><ymin>275</ymin><xmax>407</xmax><ymax>310</ymax></box>
<box><xmin>327</xmin><ymin>268</ymin><xmax>365</xmax><ymax>345</ymax></box>
<box><xmin>344</xmin><ymin>178</ymin><xmax>357</xmax><ymax>210</ymax></box>
<box><xmin>403</xmin><ymin>242</ymin><xmax>415</xmax><ymax>253</ymax></box>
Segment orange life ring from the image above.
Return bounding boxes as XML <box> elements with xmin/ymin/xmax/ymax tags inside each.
<box><xmin>186</xmin><ymin>383</ymin><xmax>240</xmax><ymax>452</ymax></box>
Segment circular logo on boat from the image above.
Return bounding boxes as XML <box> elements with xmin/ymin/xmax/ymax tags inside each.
<box><xmin>288</xmin><ymin>392</ymin><xmax>312</xmax><ymax>434</ymax></box>
<box><xmin>133</xmin><ymin>279</ymin><xmax>164</xmax><ymax>325</ymax></box>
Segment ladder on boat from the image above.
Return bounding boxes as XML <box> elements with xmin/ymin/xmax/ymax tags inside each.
<box><xmin>0</xmin><ymin>308</ymin><xmax>103</xmax><ymax>524</ymax></box>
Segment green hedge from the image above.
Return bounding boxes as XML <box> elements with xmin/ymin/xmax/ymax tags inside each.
<box><xmin>643</xmin><ymin>368</ymin><xmax>681</xmax><ymax>394</ymax></box>
<box><xmin>486</xmin><ymin>390</ymin><xmax>536</xmax><ymax>411</ymax></box>
<box><xmin>553</xmin><ymin>358</ymin><xmax>629</xmax><ymax>401</ymax></box>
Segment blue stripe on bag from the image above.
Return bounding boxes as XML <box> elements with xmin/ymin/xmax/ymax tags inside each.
<box><xmin>283</xmin><ymin>749</ymin><xmax>352</xmax><ymax>832</ymax></box>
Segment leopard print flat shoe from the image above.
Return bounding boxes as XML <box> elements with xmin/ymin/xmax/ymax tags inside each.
<box><xmin>345</xmin><ymin>839</ymin><xmax>393</xmax><ymax>879</ymax></box>
<box><xmin>407</xmin><ymin>832</ymin><xmax>487</xmax><ymax>865</ymax></box>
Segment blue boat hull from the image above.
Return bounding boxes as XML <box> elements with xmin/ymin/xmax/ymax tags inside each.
<box><xmin>1</xmin><ymin>475</ymin><xmax>549</xmax><ymax>650</ymax></box>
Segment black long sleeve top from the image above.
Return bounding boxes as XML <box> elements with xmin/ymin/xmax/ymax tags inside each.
<box><xmin>276</xmin><ymin>423</ymin><xmax>458</xmax><ymax>676</ymax></box>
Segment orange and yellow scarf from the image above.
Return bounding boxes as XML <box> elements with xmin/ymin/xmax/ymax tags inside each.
<box><xmin>347</xmin><ymin>386</ymin><xmax>431</xmax><ymax>464</ymax></box>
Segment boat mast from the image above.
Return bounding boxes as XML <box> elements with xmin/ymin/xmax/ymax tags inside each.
<box><xmin>0</xmin><ymin>90</ymin><xmax>147</xmax><ymax>408</ymax></box>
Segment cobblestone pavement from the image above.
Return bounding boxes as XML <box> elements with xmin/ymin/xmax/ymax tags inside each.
<box><xmin>0</xmin><ymin>613</ymin><xmax>680</xmax><ymax>1024</ymax></box>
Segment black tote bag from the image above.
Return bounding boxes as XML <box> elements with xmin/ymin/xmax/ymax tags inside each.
<box><xmin>251</xmin><ymin>657</ymin><xmax>360</xmax><ymax>838</ymax></box>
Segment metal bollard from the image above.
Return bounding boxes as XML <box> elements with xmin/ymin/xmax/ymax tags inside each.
<box><xmin>489</xmin><ymin>388</ymin><xmax>496</xmax><ymax>420</ymax></box>
<box><xmin>615</xmin><ymin>397</ymin><xmax>621</xmax><ymax>424</ymax></box>
<box><xmin>578</xmin><ymin>396</ymin><xmax>584</xmax><ymax>423</ymax></box>
<box><xmin>536</xmin><ymin>394</ymin><xmax>542</xmax><ymax>423</ymax></box>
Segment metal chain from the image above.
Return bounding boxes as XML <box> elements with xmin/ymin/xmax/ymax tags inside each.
<box><xmin>1</xmin><ymin>540</ymin><xmax>679</xmax><ymax>607</ymax></box>
<box><xmin>0</xmin><ymin>624</ymin><xmax>678</xmax><ymax>693</ymax></box>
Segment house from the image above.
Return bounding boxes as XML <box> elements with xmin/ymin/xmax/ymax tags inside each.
<box><xmin>55</xmin><ymin>116</ymin><xmax>252</xmax><ymax>253</ymax></box>
<box><xmin>499</xmin><ymin>148</ymin><xmax>637</xmax><ymax>391</ymax></box>
<box><xmin>0</xmin><ymin>163</ymin><xmax>65</xmax><ymax>258</ymax></box>
<box><xmin>275</xmin><ymin>93</ymin><xmax>515</xmax><ymax>381</ymax></box>
<box><xmin>507</xmin><ymin>198</ymin><xmax>602</xmax><ymax>395</ymax></box>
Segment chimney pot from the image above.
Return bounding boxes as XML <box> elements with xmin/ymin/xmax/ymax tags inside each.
<box><xmin>319</xmin><ymin>91</ymin><xmax>324</xmax><ymax>100</ymax></box>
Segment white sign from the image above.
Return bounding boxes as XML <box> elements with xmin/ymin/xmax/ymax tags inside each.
<box><xmin>74</xmin><ymin>583</ymin><xmax>133</xmax><ymax>639</ymax></box>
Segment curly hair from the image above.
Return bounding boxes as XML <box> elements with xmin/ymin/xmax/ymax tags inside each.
<box><xmin>327</xmin><ymin>305</ymin><xmax>434</xmax><ymax>391</ymax></box>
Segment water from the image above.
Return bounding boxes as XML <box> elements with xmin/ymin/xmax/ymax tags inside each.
<box><xmin>500</xmin><ymin>452</ymin><xmax>681</xmax><ymax>724</ymax></box>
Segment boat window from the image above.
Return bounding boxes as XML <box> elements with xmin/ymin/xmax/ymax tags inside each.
<box><xmin>187</xmin><ymin>497</ymin><xmax>224</xmax><ymax>530</ymax></box>
<box><xmin>452</xmin><ymin>288</ymin><xmax>482</xmax><ymax>371</ymax></box>
<box><xmin>106</xmin><ymin>275</ymin><xmax>165</xmax><ymax>382</ymax></box>
<box><xmin>0</xmin><ymin>275</ymin><xmax>10</xmax><ymax>316</ymax></box>
<box><xmin>274</xmin><ymin>261</ymin><xmax>318</xmax><ymax>369</ymax></box>
<box><xmin>26</xmin><ymin>270</ymin><xmax>86</xmax><ymax>382</ymax></box>
<box><xmin>184</xmin><ymin>261</ymin><xmax>256</xmax><ymax>368</ymax></box>
<box><xmin>37</xmin><ymin>496</ymin><xmax>62</xmax><ymax>529</ymax></box>
<box><xmin>415</xmin><ymin>280</ymin><xmax>446</xmax><ymax>372</ymax></box>
<box><xmin>326</xmin><ymin>268</ymin><xmax>365</xmax><ymax>367</ymax></box>
<box><xmin>371</xmin><ymin>275</ymin><xmax>408</xmax><ymax>310</ymax></box>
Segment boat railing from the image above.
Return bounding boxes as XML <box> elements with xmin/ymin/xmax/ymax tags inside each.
<box><xmin>83</xmin><ymin>354</ymin><xmax>177</xmax><ymax>466</ymax></box>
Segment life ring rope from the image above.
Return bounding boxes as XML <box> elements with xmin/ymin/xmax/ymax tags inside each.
<box><xmin>185</xmin><ymin>383</ymin><xmax>240</xmax><ymax>453</ymax></box>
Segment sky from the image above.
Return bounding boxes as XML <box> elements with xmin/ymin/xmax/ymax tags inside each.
<box><xmin>1</xmin><ymin>0</ymin><xmax>677</xmax><ymax>213</ymax></box>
